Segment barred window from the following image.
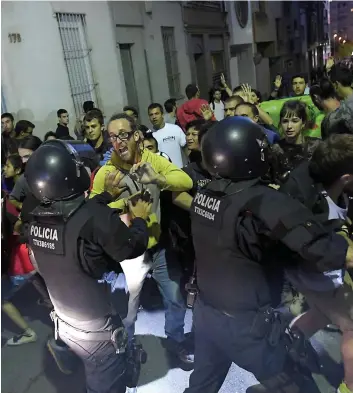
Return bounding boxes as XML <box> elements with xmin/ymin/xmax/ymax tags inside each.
<box><xmin>56</xmin><ymin>13</ymin><xmax>97</xmax><ymax>117</ymax></box>
<box><xmin>161</xmin><ymin>27</ymin><xmax>181</xmax><ymax>97</ymax></box>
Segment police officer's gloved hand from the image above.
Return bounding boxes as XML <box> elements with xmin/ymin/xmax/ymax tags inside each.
<box><xmin>100</xmin><ymin>147</ymin><xmax>113</xmax><ymax>166</ymax></box>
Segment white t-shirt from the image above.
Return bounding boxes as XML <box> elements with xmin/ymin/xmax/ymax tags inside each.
<box><xmin>213</xmin><ymin>101</ymin><xmax>224</xmax><ymax>121</ymax></box>
<box><xmin>153</xmin><ymin>123</ymin><xmax>186</xmax><ymax>168</ymax></box>
<box><xmin>287</xmin><ymin>193</ymin><xmax>348</xmax><ymax>291</ymax></box>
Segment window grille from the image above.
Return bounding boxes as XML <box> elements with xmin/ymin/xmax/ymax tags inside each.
<box><xmin>161</xmin><ymin>27</ymin><xmax>181</xmax><ymax>97</ymax></box>
<box><xmin>56</xmin><ymin>13</ymin><xmax>97</xmax><ymax>117</ymax></box>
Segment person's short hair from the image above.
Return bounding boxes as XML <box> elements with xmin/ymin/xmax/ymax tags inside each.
<box><xmin>57</xmin><ymin>109</ymin><xmax>68</xmax><ymax>118</ymax></box>
<box><xmin>329</xmin><ymin>64</ymin><xmax>353</xmax><ymax>87</ymax></box>
<box><xmin>198</xmin><ymin>121</ymin><xmax>216</xmax><ymax>143</ymax></box>
<box><xmin>18</xmin><ymin>135</ymin><xmax>42</xmax><ymax>151</ymax></box>
<box><xmin>291</xmin><ymin>74</ymin><xmax>307</xmax><ymax>84</ymax></box>
<box><xmin>123</xmin><ymin>106</ymin><xmax>139</xmax><ymax>118</ymax></box>
<box><xmin>148</xmin><ymin>103</ymin><xmax>164</xmax><ymax>114</ymax></box>
<box><xmin>44</xmin><ymin>131</ymin><xmax>57</xmax><ymax>141</ymax></box>
<box><xmin>83</xmin><ymin>101</ymin><xmax>95</xmax><ymax>113</ymax></box>
<box><xmin>185</xmin><ymin>119</ymin><xmax>206</xmax><ymax>132</ymax></box>
<box><xmin>280</xmin><ymin>100</ymin><xmax>308</xmax><ymax>124</ymax></box>
<box><xmin>236</xmin><ymin>102</ymin><xmax>259</xmax><ymax>118</ymax></box>
<box><xmin>225</xmin><ymin>95</ymin><xmax>244</xmax><ymax>106</ymax></box>
<box><xmin>1</xmin><ymin>113</ymin><xmax>14</xmax><ymax>122</ymax></box>
<box><xmin>108</xmin><ymin>113</ymin><xmax>138</xmax><ymax>133</ymax></box>
<box><xmin>185</xmin><ymin>84</ymin><xmax>199</xmax><ymax>100</ymax></box>
<box><xmin>164</xmin><ymin>98</ymin><xmax>177</xmax><ymax>114</ymax></box>
<box><xmin>139</xmin><ymin>124</ymin><xmax>150</xmax><ymax>135</ymax></box>
<box><xmin>14</xmin><ymin>120</ymin><xmax>35</xmax><ymax>137</ymax></box>
<box><xmin>309</xmin><ymin>134</ymin><xmax>353</xmax><ymax>187</ymax></box>
<box><xmin>84</xmin><ymin>109</ymin><xmax>104</xmax><ymax>126</ymax></box>
<box><xmin>7</xmin><ymin>154</ymin><xmax>24</xmax><ymax>173</ymax></box>
<box><xmin>144</xmin><ymin>133</ymin><xmax>158</xmax><ymax>147</ymax></box>
<box><xmin>309</xmin><ymin>78</ymin><xmax>337</xmax><ymax>101</ymax></box>
<box><xmin>232</xmin><ymin>85</ymin><xmax>243</xmax><ymax>95</ymax></box>
<box><xmin>251</xmin><ymin>89</ymin><xmax>262</xmax><ymax>103</ymax></box>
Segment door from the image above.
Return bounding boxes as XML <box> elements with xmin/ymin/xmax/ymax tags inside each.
<box><xmin>119</xmin><ymin>44</ymin><xmax>139</xmax><ymax>112</ymax></box>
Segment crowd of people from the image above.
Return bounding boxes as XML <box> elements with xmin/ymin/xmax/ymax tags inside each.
<box><xmin>1</xmin><ymin>54</ymin><xmax>353</xmax><ymax>393</ymax></box>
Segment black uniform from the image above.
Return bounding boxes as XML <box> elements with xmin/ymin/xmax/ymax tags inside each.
<box><xmin>185</xmin><ymin>117</ymin><xmax>348</xmax><ymax>393</ymax></box>
<box><xmin>25</xmin><ymin>140</ymin><xmax>149</xmax><ymax>393</ymax></box>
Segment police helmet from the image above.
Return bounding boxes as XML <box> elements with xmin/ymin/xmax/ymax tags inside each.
<box><xmin>201</xmin><ymin>117</ymin><xmax>269</xmax><ymax>181</ymax></box>
<box><xmin>25</xmin><ymin>140</ymin><xmax>98</xmax><ymax>203</ymax></box>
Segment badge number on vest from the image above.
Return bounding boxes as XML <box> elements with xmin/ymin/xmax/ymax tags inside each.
<box><xmin>29</xmin><ymin>223</ymin><xmax>65</xmax><ymax>255</ymax></box>
<box><xmin>194</xmin><ymin>192</ymin><xmax>220</xmax><ymax>221</ymax></box>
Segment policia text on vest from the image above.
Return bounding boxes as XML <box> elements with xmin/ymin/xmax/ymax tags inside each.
<box><xmin>29</xmin><ymin>222</ymin><xmax>64</xmax><ymax>254</ymax></box>
<box><xmin>194</xmin><ymin>192</ymin><xmax>220</xmax><ymax>221</ymax></box>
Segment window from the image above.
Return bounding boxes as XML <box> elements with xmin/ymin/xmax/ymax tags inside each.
<box><xmin>161</xmin><ymin>27</ymin><xmax>181</xmax><ymax>97</ymax></box>
<box><xmin>211</xmin><ymin>52</ymin><xmax>226</xmax><ymax>85</ymax></box>
<box><xmin>56</xmin><ymin>13</ymin><xmax>97</xmax><ymax>117</ymax></box>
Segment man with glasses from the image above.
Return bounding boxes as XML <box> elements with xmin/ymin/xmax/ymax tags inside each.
<box><xmin>90</xmin><ymin>113</ymin><xmax>195</xmax><ymax>365</ymax></box>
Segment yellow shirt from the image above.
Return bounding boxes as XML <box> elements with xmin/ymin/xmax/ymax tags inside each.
<box><xmin>90</xmin><ymin>149</ymin><xmax>193</xmax><ymax>248</ymax></box>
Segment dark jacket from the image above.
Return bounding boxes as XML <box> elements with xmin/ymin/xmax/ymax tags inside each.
<box><xmin>56</xmin><ymin>124</ymin><xmax>74</xmax><ymax>140</ymax></box>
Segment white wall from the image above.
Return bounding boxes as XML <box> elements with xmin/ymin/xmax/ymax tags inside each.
<box><xmin>226</xmin><ymin>1</ymin><xmax>253</xmax><ymax>46</ymax></box>
<box><xmin>1</xmin><ymin>1</ymin><xmax>126</xmax><ymax>139</ymax></box>
<box><xmin>111</xmin><ymin>1</ymin><xmax>192</xmax><ymax>127</ymax></box>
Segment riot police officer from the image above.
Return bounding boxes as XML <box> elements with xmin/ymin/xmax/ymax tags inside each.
<box><xmin>185</xmin><ymin>117</ymin><xmax>353</xmax><ymax>393</ymax></box>
<box><xmin>25</xmin><ymin>139</ymin><xmax>152</xmax><ymax>393</ymax></box>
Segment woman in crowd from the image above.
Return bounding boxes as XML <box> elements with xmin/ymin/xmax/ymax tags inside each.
<box><xmin>208</xmin><ymin>87</ymin><xmax>224</xmax><ymax>121</ymax></box>
<box><xmin>9</xmin><ymin>135</ymin><xmax>42</xmax><ymax>211</ymax></box>
<box><xmin>270</xmin><ymin>100</ymin><xmax>320</xmax><ymax>184</ymax></box>
<box><xmin>2</xmin><ymin>154</ymin><xmax>24</xmax><ymax>194</ymax></box>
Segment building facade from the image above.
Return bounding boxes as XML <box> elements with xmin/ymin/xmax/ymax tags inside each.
<box><xmin>1</xmin><ymin>1</ymin><xmax>127</xmax><ymax>138</ymax></box>
<box><xmin>109</xmin><ymin>1</ymin><xmax>192</xmax><ymax>126</ymax></box>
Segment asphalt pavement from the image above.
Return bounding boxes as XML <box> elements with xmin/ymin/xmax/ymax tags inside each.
<box><xmin>1</xmin><ymin>280</ymin><xmax>343</xmax><ymax>393</ymax></box>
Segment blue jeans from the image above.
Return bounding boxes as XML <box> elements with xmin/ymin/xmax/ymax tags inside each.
<box><xmin>124</xmin><ymin>247</ymin><xmax>186</xmax><ymax>343</ymax></box>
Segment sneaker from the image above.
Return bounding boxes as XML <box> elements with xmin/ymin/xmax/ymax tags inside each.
<box><xmin>165</xmin><ymin>337</ymin><xmax>194</xmax><ymax>365</ymax></box>
<box><xmin>338</xmin><ymin>382</ymin><xmax>353</xmax><ymax>393</ymax></box>
<box><xmin>47</xmin><ymin>338</ymin><xmax>75</xmax><ymax>374</ymax></box>
<box><xmin>6</xmin><ymin>328</ymin><xmax>37</xmax><ymax>346</ymax></box>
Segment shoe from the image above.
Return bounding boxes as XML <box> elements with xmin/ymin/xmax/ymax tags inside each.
<box><xmin>47</xmin><ymin>338</ymin><xmax>75</xmax><ymax>374</ymax></box>
<box><xmin>6</xmin><ymin>329</ymin><xmax>37</xmax><ymax>346</ymax></box>
<box><xmin>165</xmin><ymin>337</ymin><xmax>194</xmax><ymax>365</ymax></box>
<box><xmin>338</xmin><ymin>382</ymin><xmax>353</xmax><ymax>393</ymax></box>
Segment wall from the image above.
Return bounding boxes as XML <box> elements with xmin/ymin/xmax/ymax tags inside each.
<box><xmin>2</xmin><ymin>1</ymin><xmax>126</xmax><ymax>138</ymax></box>
<box><xmin>226</xmin><ymin>1</ymin><xmax>253</xmax><ymax>46</ymax></box>
<box><xmin>111</xmin><ymin>1</ymin><xmax>192</xmax><ymax>127</ymax></box>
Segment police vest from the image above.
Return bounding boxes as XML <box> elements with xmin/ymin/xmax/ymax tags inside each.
<box><xmin>28</xmin><ymin>202</ymin><xmax>112</xmax><ymax>322</ymax></box>
<box><xmin>191</xmin><ymin>178</ymin><xmax>276</xmax><ymax>315</ymax></box>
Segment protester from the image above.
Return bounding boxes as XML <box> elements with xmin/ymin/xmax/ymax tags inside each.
<box><xmin>234</xmin><ymin>103</ymin><xmax>280</xmax><ymax>144</ymax></box>
<box><xmin>208</xmin><ymin>87</ymin><xmax>224</xmax><ymax>121</ymax></box>
<box><xmin>270</xmin><ymin>74</ymin><xmax>307</xmax><ymax>99</ymax></box>
<box><xmin>9</xmin><ymin>135</ymin><xmax>42</xmax><ymax>211</ymax></box>
<box><xmin>271</xmin><ymin>100</ymin><xmax>320</xmax><ymax>183</ymax></box>
<box><xmin>55</xmin><ymin>109</ymin><xmax>70</xmax><ymax>139</ymax></box>
<box><xmin>164</xmin><ymin>98</ymin><xmax>177</xmax><ymax>124</ymax></box>
<box><xmin>281</xmin><ymin>134</ymin><xmax>353</xmax><ymax>393</ymax></box>
<box><xmin>149</xmin><ymin>103</ymin><xmax>187</xmax><ymax>168</ymax></box>
<box><xmin>177</xmin><ymin>84</ymin><xmax>215</xmax><ymax>131</ymax></box>
<box><xmin>91</xmin><ymin>113</ymin><xmax>194</xmax><ymax>364</ymax></box>
<box><xmin>142</xmin><ymin>132</ymin><xmax>172</xmax><ymax>162</ymax></box>
<box><xmin>44</xmin><ymin>131</ymin><xmax>57</xmax><ymax>141</ymax></box>
<box><xmin>1</xmin><ymin>112</ymin><xmax>15</xmax><ymax>137</ymax></box>
<box><xmin>14</xmin><ymin>120</ymin><xmax>35</xmax><ymax>140</ymax></box>
<box><xmin>123</xmin><ymin>105</ymin><xmax>139</xmax><ymax>123</ymax></box>
<box><xmin>2</xmin><ymin>155</ymin><xmax>24</xmax><ymax>193</ymax></box>
<box><xmin>224</xmin><ymin>95</ymin><xmax>244</xmax><ymax>118</ymax></box>
<box><xmin>83</xmin><ymin>109</ymin><xmax>112</xmax><ymax>161</ymax></box>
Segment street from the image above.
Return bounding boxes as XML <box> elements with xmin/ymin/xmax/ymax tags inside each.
<box><xmin>1</xmin><ymin>280</ymin><xmax>344</xmax><ymax>393</ymax></box>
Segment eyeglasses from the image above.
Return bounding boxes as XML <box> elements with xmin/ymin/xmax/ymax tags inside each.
<box><xmin>108</xmin><ymin>131</ymin><xmax>133</xmax><ymax>143</ymax></box>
